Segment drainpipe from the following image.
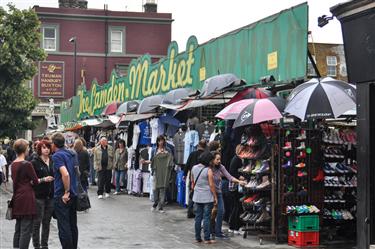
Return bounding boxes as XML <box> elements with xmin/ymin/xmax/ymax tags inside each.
<box><xmin>104</xmin><ymin>4</ymin><xmax>108</xmax><ymax>83</ymax></box>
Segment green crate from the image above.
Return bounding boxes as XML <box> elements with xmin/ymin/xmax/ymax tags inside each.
<box><xmin>288</xmin><ymin>215</ymin><xmax>319</xmax><ymax>232</ymax></box>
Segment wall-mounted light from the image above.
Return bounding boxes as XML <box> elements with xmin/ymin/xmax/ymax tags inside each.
<box><xmin>318</xmin><ymin>15</ymin><xmax>334</xmax><ymax>28</ymax></box>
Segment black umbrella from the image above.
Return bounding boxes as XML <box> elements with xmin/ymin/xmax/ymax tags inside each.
<box><xmin>200</xmin><ymin>73</ymin><xmax>246</xmax><ymax>97</ymax></box>
<box><xmin>137</xmin><ymin>95</ymin><xmax>164</xmax><ymax>114</ymax></box>
<box><xmin>285</xmin><ymin>77</ymin><xmax>356</xmax><ymax>120</ymax></box>
<box><xmin>162</xmin><ymin>88</ymin><xmax>197</xmax><ymax>105</ymax></box>
<box><xmin>116</xmin><ymin>100</ymin><xmax>139</xmax><ymax>115</ymax></box>
<box><xmin>233</xmin><ymin>97</ymin><xmax>286</xmax><ymax>128</ymax></box>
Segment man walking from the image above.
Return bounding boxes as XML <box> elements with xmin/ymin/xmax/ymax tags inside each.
<box><xmin>51</xmin><ymin>133</ymin><xmax>78</xmax><ymax>249</ymax></box>
<box><xmin>94</xmin><ymin>136</ymin><xmax>114</xmax><ymax>199</ymax></box>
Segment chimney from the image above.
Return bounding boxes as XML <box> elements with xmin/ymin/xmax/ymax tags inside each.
<box><xmin>58</xmin><ymin>0</ymin><xmax>87</xmax><ymax>9</ymax></box>
<box><xmin>144</xmin><ymin>0</ymin><xmax>157</xmax><ymax>13</ymax></box>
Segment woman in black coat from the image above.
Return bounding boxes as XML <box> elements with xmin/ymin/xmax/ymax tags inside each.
<box><xmin>74</xmin><ymin>139</ymin><xmax>90</xmax><ymax>191</ymax></box>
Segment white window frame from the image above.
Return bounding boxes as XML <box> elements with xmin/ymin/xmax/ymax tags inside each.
<box><xmin>326</xmin><ymin>56</ymin><xmax>337</xmax><ymax>77</ymax></box>
<box><xmin>109</xmin><ymin>26</ymin><xmax>125</xmax><ymax>55</ymax></box>
<box><xmin>110</xmin><ymin>30</ymin><xmax>123</xmax><ymax>53</ymax></box>
<box><xmin>42</xmin><ymin>26</ymin><xmax>57</xmax><ymax>51</ymax></box>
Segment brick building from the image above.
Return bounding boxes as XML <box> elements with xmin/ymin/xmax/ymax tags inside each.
<box><xmin>29</xmin><ymin>0</ymin><xmax>172</xmax><ymax>139</ymax></box>
<box><xmin>307</xmin><ymin>43</ymin><xmax>348</xmax><ymax>81</ymax></box>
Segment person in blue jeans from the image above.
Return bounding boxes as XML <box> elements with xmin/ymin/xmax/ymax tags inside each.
<box><xmin>210</xmin><ymin>151</ymin><xmax>246</xmax><ymax>240</ymax></box>
<box><xmin>191</xmin><ymin>152</ymin><xmax>217</xmax><ymax>244</ymax></box>
<box><xmin>51</xmin><ymin>133</ymin><xmax>79</xmax><ymax>249</ymax></box>
<box><xmin>114</xmin><ymin>139</ymin><xmax>128</xmax><ymax>194</ymax></box>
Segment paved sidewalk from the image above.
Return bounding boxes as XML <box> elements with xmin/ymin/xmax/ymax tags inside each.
<box><xmin>1</xmin><ymin>183</ymin><xmax>292</xmax><ymax>249</ymax></box>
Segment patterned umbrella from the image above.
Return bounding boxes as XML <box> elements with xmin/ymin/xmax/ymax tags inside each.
<box><xmin>233</xmin><ymin>97</ymin><xmax>286</xmax><ymax>128</ymax></box>
<box><xmin>285</xmin><ymin>77</ymin><xmax>356</xmax><ymax>120</ymax></box>
<box><xmin>227</xmin><ymin>87</ymin><xmax>272</xmax><ymax>105</ymax></box>
<box><xmin>215</xmin><ymin>99</ymin><xmax>256</xmax><ymax>120</ymax></box>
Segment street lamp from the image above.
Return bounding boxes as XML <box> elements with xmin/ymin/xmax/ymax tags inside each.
<box><xmin>69</xmin><ymin>36</ymin><xmax>77</xmax><ymax>95</ymax></box>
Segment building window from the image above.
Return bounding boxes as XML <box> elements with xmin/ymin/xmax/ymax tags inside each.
<box><xmin>115</xmin><ymin>64</ymin><xmax>128</xmax><ymax>76</ymax></box>
<box><xmin>110</xmin><ymin>30</ymin><xmax>123</xmax><ymax>53</ymax></box>
<box><xmin>43</xmin><ymin>27</ymin><xmax>57</xmax><ymax>51</ymax></box>
<box><xmin>307</xmin><ymin>55</ymin><xmax>316</xmax><ymax>76</ymax></box>
<box><xmin>326</xmin><ymin>56</ymin><xmax>337</xmax><ymax>77</ymax></box>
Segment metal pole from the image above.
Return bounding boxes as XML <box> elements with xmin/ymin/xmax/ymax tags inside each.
<box><xmin>74</xmin><ymin>40</ymin><xmax>77</xmax><ymax>95</ymax></box>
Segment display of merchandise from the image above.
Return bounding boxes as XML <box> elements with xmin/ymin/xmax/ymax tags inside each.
<box><xmin>320</xmin><ymin>126</ymin><xmax>357</xmax><ymax>242</ymax></box>
<box><xmin>138</xmin><ymin>120</ymin><xmax>152</xmax><ymax>145</ymax></box>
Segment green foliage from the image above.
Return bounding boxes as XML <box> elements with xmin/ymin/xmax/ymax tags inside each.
<box><xmin>0</xmin><ymin>4</ymin><xmax>46</xmax><ymax>138</ymax></box>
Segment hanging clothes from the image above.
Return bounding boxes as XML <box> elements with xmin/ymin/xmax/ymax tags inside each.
<box><xmin>131</xmin><ymin>124</ymin><xmax>140</xmax><ymax>150</ymax></box>
<box><xmin>150</xmin><ymin>118</ymin><xmax>159</xmax><ymax>144</ymax></box>
<box><xmin>173</xmin><ymin>131</ymin><xmax>185</xmax><ymax>165</ymax></box>
<box><xmin>138</xmin><ymin>120</ymin><xmax>151</xmax><ymax>145</ymax></box>
<box><xmin>196</xmin><ymin>123</ymin><xmax>215</xmax><ymax>142</ymax></box>
<box><xmin>183</xmin><ymin>130</ymin><xmax>199</xmax><ymax>164</ymax></box>
<box><xmin>151</xmin><ymin>152</ymin><xmax>174</xmax><ymax>189</ymax></box>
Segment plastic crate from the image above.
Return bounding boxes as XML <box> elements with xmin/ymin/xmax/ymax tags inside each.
<box><xmin>288</xmin><ymin>230</ymin><xmax>319</xmax><ymax>247</ymax></box>
<box><xmin>288</xmin><ymin>215</ymin><xmax>319</xmax><ymax>231</ymax></box>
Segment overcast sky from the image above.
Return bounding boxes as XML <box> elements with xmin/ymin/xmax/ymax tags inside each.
<box><xmin>1</xmin><ymin>0</ymin><xmax>344</xmax><ymax>48</ymax></box>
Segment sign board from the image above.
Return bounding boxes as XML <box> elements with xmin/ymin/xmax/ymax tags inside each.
<box><xmin>38</xmin><ymin>61</ymin><xmax>65</xmax><ymax>98</ymax></box>
<box><xmin>61</xmin><ymin>3</ymin><xmax>308</xmax><ymax>122</ymax></box>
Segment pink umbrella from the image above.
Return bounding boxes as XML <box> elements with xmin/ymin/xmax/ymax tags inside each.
<box><xmin>215</xmin><ymin>99</ymin><xmax>255</xmax><ymax>120</ymax></box>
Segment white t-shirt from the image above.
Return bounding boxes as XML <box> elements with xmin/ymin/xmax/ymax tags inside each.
<box><xmin>132</xmin><ymin>124</ymin><xmax>141</xmax><ymax>149</ymax></box>
<box><xmin>127</xmin><ymin>147</ymin><xmax>134</xmax><ymax>169</ymax></box>
<box><xmin>150</xmin><ymin>118</ymin><xmax>159</xmax><ymax>144</ymax></box>
<box><xmin>0</xmin><ymin>154</ymin><xmax>7</xmax><ymax>172</ymax></box>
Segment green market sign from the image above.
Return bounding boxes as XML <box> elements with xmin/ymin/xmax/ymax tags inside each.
<box><xmin>77</xmin><ymin>36</ymin><xmax>200</xmax><ymax>118</ymax></box>
<box><xmin>62</xmin><ymin>3</ymin><xmax>308</xmax><ymax>122</ymax></box>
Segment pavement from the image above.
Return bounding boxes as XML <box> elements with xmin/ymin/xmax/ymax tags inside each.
<box><xmin>0</xmin><ymin>183</ymin><xmax>295</xmax><ymax>249</ymax></box>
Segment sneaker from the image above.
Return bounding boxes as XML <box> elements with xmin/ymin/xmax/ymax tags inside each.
<box><xmin>282</xmin><ymin>142</ymin><xmax>292</xmax><ymax>150</ymax></box>
<box><xmin>256</xmin><ymin>211</ymin><xmax>271</xmax><ymax>223</ymax></box>
<box><xmin>98</xmin><ymin>195</ymin><xmax>103</xmax><ymax>199</ymax></box>
<box><xmin>297</xmin><ymin>151</ymin><xmax>306</xmax><ymax>159</ymax></box>
<box><xmin>216</xmin><ymin>234</ymin><xmax>230</xmax><ymax>240</ymax></box>
<box><xmin>282</xmin><ymin>161</ymin><xmax>292</xmax><ymax>169</ymax></box>
<box><xmin>296</xmin><ymin>130</ymin><xmax>307</xmax><ymax>140</ymax></box>
<box><xmin>113</xmin><ymin>192</ymin><xmax>119</xmax><ymax>195</ymax></box>
<box><xmin>313</xmin><ymin>169</ymin><xmax>324</xmax><ymax>182</ymax></box>
<box><xmin>151</xmin><ymin>207</ymin><xmax>156</xmax><ymax>212</ymax></box>
<box><xmin>295</xmin><ymin>162</ymin><xmax>306</xmax><ymax>168</ymax></box>
<box><xmin>159</xmin><ymin>209</ymin><xmax>166</xmax><ymax>214</ymax></box>
<box><xmin>251</xmin><ymin>161</ymin><xmax>262</xmax><ymax>174</ymax></box>
<box><xmin>104</xmin><ymin>193</ymin><xmax>110</xmax><ymax>198</ymax></box>
<box><xmin>297</xmin><ymin>142</ymin><xmax>306</xmax><ymax>150</ymax></box>
<box><xmin>254</xmin><ymin>161</ymin><xmax>269</xmax><ymax>173</ymax></box>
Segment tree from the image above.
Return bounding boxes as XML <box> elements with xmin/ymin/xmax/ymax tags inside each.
<box><xmin>0</xmin><ymin>4</ymin><xmax>46</xmax><ymax>138</ymax></box>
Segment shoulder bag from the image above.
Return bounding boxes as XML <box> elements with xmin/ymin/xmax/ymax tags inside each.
<box><xmin>189</xmin><ymin>166</ymin><xmax>206</xmax><ymax>200</ymax></box>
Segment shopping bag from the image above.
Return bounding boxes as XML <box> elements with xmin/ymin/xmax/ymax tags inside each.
<box><xmin>5</xmin><ymin>199</ymin><xmax>13</xmax><ymax>220</ymax></box>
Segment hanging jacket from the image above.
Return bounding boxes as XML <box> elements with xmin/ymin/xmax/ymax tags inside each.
<box><xmin>151</xmin><ymin>152</ymin><xmax>174</xmax><ymax>189</ymax></box>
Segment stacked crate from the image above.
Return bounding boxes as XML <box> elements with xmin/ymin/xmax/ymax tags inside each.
<box><xmin>288</xmin><ymin>215</ymin><xmax>320</xmax><ymax>247</ymax></box>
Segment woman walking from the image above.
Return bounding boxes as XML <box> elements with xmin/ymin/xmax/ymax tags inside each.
<box><xmin>211</xmin><ymin>151</ymin><xmax>246</xmax><ymax>240</ymax></box>
<box><xmin>74</xmin><ymin>139</ymin><xmax>90</xmax><ymax>192</ymax></box>
<box><xmin>31</xmin><ymin>140</ymin><xmax>55</xmax><ymax>249</ymax></box>
<box><xmin>114</xmin><ymin>139</ymin><xmax>128</xmax><ymax>195</ymax></box>
<box><xmin>11</xmin><ymin>139</ymin><xmax>53</xmax><ymax>249</ymax></box>
<box><xmin>191</xmin><ymin>152</ymin><xmax>217</xmax><ymax>244</ymax></box>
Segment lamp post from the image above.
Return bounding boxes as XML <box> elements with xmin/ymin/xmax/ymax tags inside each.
<box><xmin>69</xmin><ymin>36</ymin><xmax>77</xmax><ymax>95</ymax></box>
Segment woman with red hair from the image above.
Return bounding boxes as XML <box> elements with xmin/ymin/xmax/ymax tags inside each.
<box><xmin>30</xmin><ymin>140</ymin><xmax>55</xmax><ymax>249</ymax></box>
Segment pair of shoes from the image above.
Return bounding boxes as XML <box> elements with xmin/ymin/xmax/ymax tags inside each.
<box><xmin>98</xmin><ymin>195</ymin><xmax>103</xmax><ymax>199</ymax></box>
<box><xmin>104</xmin><ymin>193</ymin><xmax>110</xmax><ymax>198</ymax></box>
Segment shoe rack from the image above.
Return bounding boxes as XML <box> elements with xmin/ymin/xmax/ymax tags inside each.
<box><xmin>321</xmin><ymin>125</ymin><xmax>357</xmax><ymax>242</ymax></box>
<box><xmin>238</xmin><ymin>142</ymin><xmax>278</xmax><ymax>245</ymax></box>
<box><xmin>277</xmin><ymin>127</ymin><xmax>324</xmax><ymax>240</ymax></box>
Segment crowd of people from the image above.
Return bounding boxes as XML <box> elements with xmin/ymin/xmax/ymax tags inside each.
<box><xmin>0</xmin><ymin>131</ymin><xmax>250</xmax><ymax>247</ymax></box>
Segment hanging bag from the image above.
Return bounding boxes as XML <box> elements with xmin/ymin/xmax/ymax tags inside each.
<box><xmin>75</xmin><ymin>167</ymin><xmax>91</xmax><ymax>212</ymax></box>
